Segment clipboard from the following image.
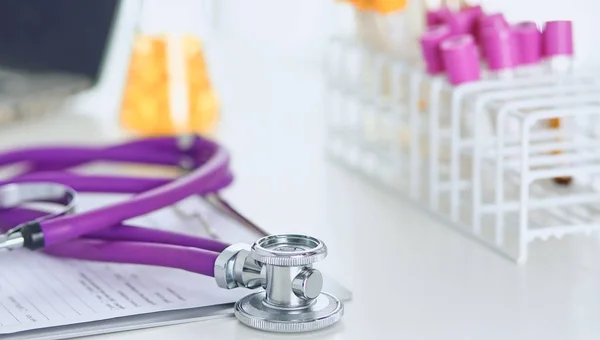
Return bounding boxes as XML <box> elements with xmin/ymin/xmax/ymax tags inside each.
<box><xmin>0</xmin><ymin>193</ymin><xmax>352</xmax><ymax>340</ymax></box>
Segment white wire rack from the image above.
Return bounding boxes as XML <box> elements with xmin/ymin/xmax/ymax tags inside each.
<box><xmin>324</xmin><ymin>36</ymin><xmax>600</xmax><ymax>263</ymax></box>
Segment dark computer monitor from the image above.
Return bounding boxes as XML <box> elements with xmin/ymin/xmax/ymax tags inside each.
<box><xmin>0</xmin><ymin>0</ymin><xmax>120</xmax><ymax>84</ymax></box>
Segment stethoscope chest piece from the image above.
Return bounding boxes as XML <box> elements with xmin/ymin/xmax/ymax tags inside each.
<box><xmin>218</xmin><ymin>234</ymin><xmax>344</xmax><ymax>332</ymax></box>
<box><xmin>234</xmin><ymin>290</ymin><xmax>343</xmax><ymax>333</ymax></box>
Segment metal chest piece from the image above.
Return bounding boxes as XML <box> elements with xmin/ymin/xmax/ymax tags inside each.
<box><xmin>215</xmin><ymin>234</ymin><xmax>344</xmax><ymax>333</ymax></box>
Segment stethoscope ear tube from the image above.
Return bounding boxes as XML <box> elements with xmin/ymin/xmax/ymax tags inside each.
<box><xmin>0</xmin><ymin>182</ymin><xmax>77</xmax><ymax>251</ymax></box>
<box><xmin>37</xmin><ymin>141</ymin><xmax>231</xmax><ymax>248</ymax></box>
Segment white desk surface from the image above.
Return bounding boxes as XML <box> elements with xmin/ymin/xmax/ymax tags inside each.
<box><xmin>2</xmin><ymin>42</ymin><xmax>600</xmax><ymax>340</ymax></box>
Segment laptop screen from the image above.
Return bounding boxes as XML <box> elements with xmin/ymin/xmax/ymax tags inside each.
<box><xmin>0</xmin><ymin>0</ymin><xmax>119</xmax><ymax>83</ymax></box>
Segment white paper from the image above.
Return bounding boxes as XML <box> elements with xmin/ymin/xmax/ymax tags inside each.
<box><xmin>0</xmin><ymin>194</ymin><xmax>256</xmax><ymax>335</ymax></box>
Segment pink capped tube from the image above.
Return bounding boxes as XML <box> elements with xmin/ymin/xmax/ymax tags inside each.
<box><xmin>420</xmin><ymin>25</ymin><xmax>453</xmax><ymax>75</ymax></box>
<box><xmin>481</xmin><ymin>27</ymin><xmax>519</xmax><ymax>71</ymax></box>
<box><xmin>440</xmin><ymin>34</ymin><xmax>481</xmax><ymax>85</ymax></box>
<box><xmin>426</xmin><ymin>7</ymin><xmax>452</xmax><ymax>27</ymax></box>
<box><xmin>460</xmin><ymin>4</ymin><xmax>484</xmax><ymax>35</ymax></box>
<box><xmin>447</xmin><ymin>8</ymin><xmax>481</xmax><ymax>35</ymax></box>
<box><xmin>512</xmin><ymin>22</ymin><xmax>542</xmax><ymax>65</ymax></box>
<box><xmin>542</xmin><ymin>20</ymin><xmax>574</xmax><ymax>57</ymax></box>
<box><xmin>476</xmin><ymin>13</ymin><xmax>508</xmax><ymax>46</ymax></box>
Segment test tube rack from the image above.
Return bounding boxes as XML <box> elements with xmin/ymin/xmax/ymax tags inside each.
<box><xmin>324</xmin><ymin>36</ymin><xmax>600</xmax><ymax>263</ymax></box>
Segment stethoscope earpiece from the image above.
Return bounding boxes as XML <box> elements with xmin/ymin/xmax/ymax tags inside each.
<box><xmin>215</xmin><ymin>234</ymin><xmax>344</xmax><ymax>332</ymax></box>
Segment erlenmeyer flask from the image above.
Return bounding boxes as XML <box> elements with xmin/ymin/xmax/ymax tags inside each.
<box><xmin>120</xmin><ymin>0</ymin><xmax>219</xmax><ymax>136</ymax></box>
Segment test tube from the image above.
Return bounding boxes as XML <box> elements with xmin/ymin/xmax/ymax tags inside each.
<box><xmin>419</xmin><ymin>25</ymin><xmax>453</xmax><ymax>112</ymax></box>
<box><xmin>421</xmin><ymin>25</ymin><xmax>453</xmax><ymax>76</ymax></box>
<box><xmin>426</xmin><ymin>7</ymin><xmax>451</xmax><ymax>28</ymax></box>
<box><xmin>439</xmin><ymin>33</ymin><xmax>483</xmax><ymax>133</ymax></box>
<box><xmin>440</xmin><ymin>34</ymin><xmax>481</xmax><ymax>85</ymax></box>
<box><xmin>543</xmin><ymin>21</ymin><xmax>574</xmax><ymax>74</ymax></box>
<box><xmin>542</xmin><ymin>20</ymin><xmax>574</xmax><ymax>185</ymax></box>
<box><xmin>426</xmin><ymin>34</ymin><xmax>481</xmax><ymax>209</ymax></box>
<box><xmin>476</xmin><ymin>13</ymin><xmax>508</xmax><ymax>55</ymax></box>
<box><xmin>480</xmin><ymin>26</ymin><xmax>520</xmax><ymax>79</ymax></box>
<box><xmin>512</xmin><ymin>21</ymin><xmax>543</xmax><ymax>77</ymax></box>
<box><xmin>441</xmin><ymin>35</ymin><xmax>481</xmax><ymax>153</ymax></box>
<box><xmin>474</xmin><ymin>24</ymin><xmax>539</xmax><ymax>146</ymax></box>
<box><xmin>442</xmin><ymin>6</ymin><xmax>480</xmax><ymax>37</ymax></box>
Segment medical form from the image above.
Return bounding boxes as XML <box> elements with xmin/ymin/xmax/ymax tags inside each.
<box><xmin>0</xmin><ymin>194</ymin><xmax>255</xmax><ymax>336</ymax></box>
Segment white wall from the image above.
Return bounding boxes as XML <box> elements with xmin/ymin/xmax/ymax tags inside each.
<box><xmin>211</xmin><ymin>0</ymin><xmax>600</xmax><ymax>69</ymax></box>
<box><xmin>213</xmin><ymin>0</ymin><xmax>346</xmax><ymax>59</ymax></box>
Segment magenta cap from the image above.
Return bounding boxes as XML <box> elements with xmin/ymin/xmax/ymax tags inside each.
<box><xmin>447</xmin><ymin>9</ymin><xmax>480</xmax><ymax>35</ymax></box>
<box><xmin>512</xmin><ymin>22</ymin><xmax>542</xmax><ymax>65</ymax></box>
<box><xmin>478</xmin><ymin>13</ymin><xmax>508</xmax><ymax>30</ymax></box>
<box><xmin>542</xmin><ymin>21</ymin><xmax>574</xmax><ymax>57</ymax></box>
<box><xmin>440</xmin><ymin>34</ymin><xmax>481</xmax><ymax>85</ymax></box>
<box><xmin>461</xmin><ymin>5</ymin><xmax>484</xmax><ymax>23</ymax></box>
<box><xmin>420</xmin><ymin>25</ymin><xmax>453</xmax><ymax>75</ymax></box>
<box><xmin>481</xmin><ymin>27</ymin><xmax>519</xmax><ymax>71</ymax></box>
<box><xmin>426</xmin><ymin>7</ymin><xmax>452</xmax><ymax>27</ymax></box>
<box><xmin>477</xmin><ymin>13</ymin><xmax>508</xmax><ymax>44</ymax></box>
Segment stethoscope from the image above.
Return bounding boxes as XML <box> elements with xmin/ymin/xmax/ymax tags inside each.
<box><xmin>0</xmin><ymin>134</ymin><xmax>344</xmax><ymax>333</ymax></box>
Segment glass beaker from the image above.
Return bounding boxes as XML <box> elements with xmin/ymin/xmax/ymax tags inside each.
<box><xmin>120</xmin><ymin>0</ymin><xmax>219</xmax><ymax>136</ymax></box>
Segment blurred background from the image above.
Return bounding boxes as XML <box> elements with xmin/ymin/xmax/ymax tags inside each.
<box><xmin>0</xmin><ymin>0</ymin><xmax>596</xmax><ymax>131</ymax></box>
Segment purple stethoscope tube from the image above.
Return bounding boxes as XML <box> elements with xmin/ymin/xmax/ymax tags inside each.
<box><xmin>0</xmin><ymin>207</ymin><xmax>225</xmax><ymax>276</ymax></box>
<box><xmin>0</xmin><ymin>135</ymin><xmax>234</xmax><ymax>277</ymax></box>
